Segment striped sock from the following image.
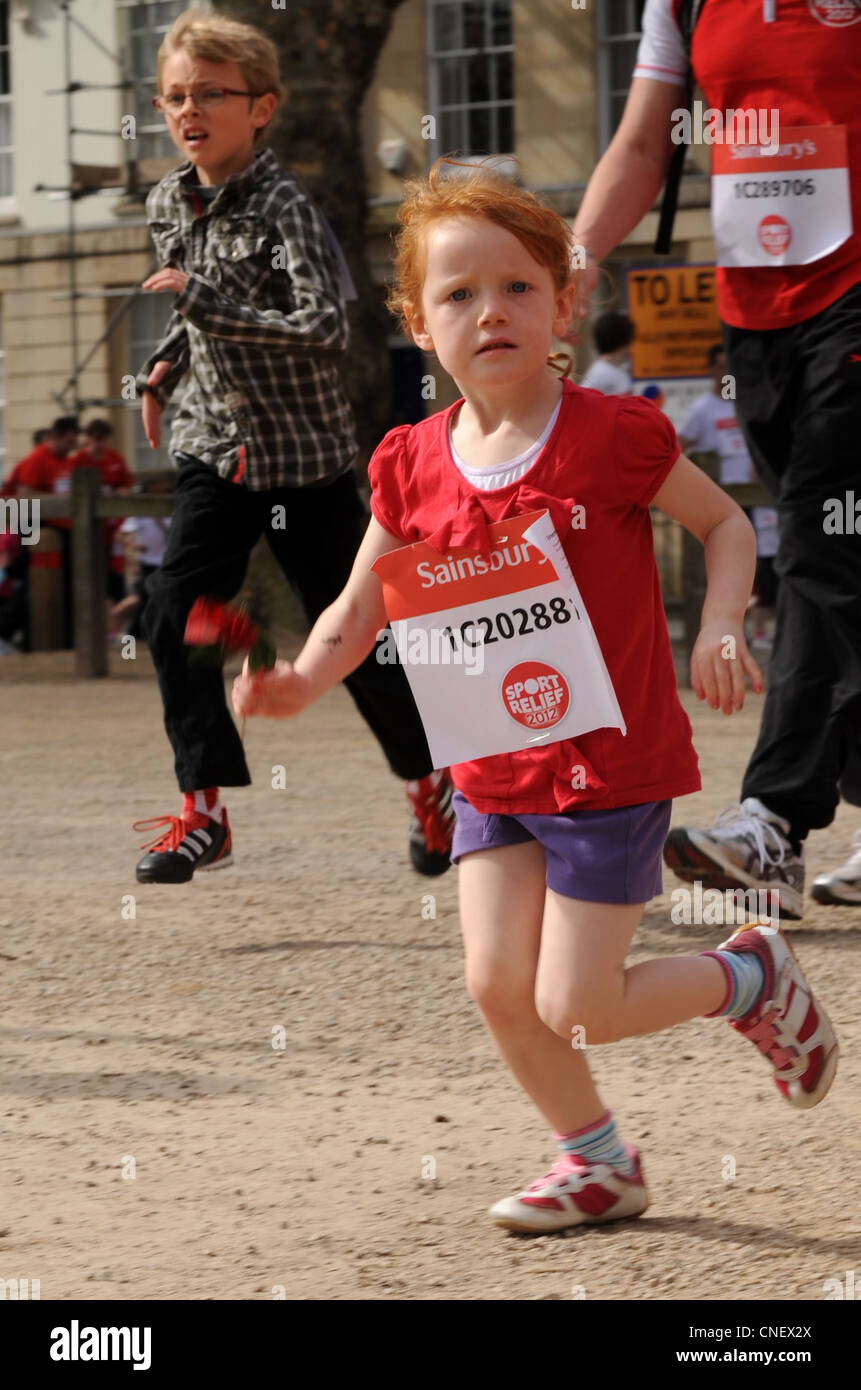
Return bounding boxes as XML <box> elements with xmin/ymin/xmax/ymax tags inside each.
<box><xmin>555</xmin><ymin>1109</ymin><xmax>636</xmax><ymax>1177</ymax></box>
<box><xmin>183</xmin><ymin>788</ymin><xmax>223</xmax><ymax>825</ymax></box>
<box><xmin>702</xmin><ymin>948</ymin><xmax>766</xmax><ymax>1019</ymax></box>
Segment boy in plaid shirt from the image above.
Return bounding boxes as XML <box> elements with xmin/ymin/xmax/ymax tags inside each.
<box><xmin>133</xmin><ymin>9</ymin><xmax>453</xmax><ymax>884</ymax></box>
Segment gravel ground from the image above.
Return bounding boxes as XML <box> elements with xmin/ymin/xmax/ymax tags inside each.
<box><xmin>0</xmin><ymin>649</ymin><xmax>858</xmax><ymax>1301</ymax></box>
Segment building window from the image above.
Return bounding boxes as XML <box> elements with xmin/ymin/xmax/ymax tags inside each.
<box><xmin>0</xmin><ymin>0</ymin><xmax>13</xmax><ymax>204</ymax></box>
<box><xmin>427</xmin><ymin>0</ymin><xmax>514</xmax><ymax>160</ymax></box>
<box><xmin>127</xmin><ymin>294</ymin><xmax>177</xmax><ymax>472</ymax></box>
<box><xmin>596</xmin><ymin>0</ymin><xmax>647</xmax><ymax>154</ymax></box>
<box><xmin>118</xmin><ymin>0</ymin><xmax>201</xmax><ymax>161</ymax></box>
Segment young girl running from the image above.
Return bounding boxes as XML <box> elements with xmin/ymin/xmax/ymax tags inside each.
<box><xmin>233</xmin><ymin>162</ymin><xmax>838</xmax><ymax>1233</ymax></box>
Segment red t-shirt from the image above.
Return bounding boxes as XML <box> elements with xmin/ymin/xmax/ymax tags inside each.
<box><xmin>368</xmin><ymin>381</ymin><xmax>701</xmax><ymax>815</ymax></box>
<box><xmin>12</xmin><ymin>444</ymin><xmax>70</xmax><ymax>493</ymax></box>
<box><xmin>60</xmin><ymin>447</ymin><xmax>133</xmax><ymax>541</ymax></box>
<box><xmin>63</xmin><ymin>447</ymin><xmax>133</xmax><ymax>491</ymax></box>
<box><xmin>673</xmin><ymin>0</ymin><xmax>861</xmax><ymax>329</ymax></box>
<box><xmin>1</xmin><ymin>460</ymin><xmax>26</xmax><ymax>498</ymax></box>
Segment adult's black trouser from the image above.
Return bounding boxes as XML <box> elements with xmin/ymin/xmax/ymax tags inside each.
<box><xmin>143</xmin><ymin>454</ymin><xmax>433</xmax><ymax>791</ymax></box>
<box><xmin>724</xmin><ymin>279</ymin><xmax>861</xmax><ymax>842</ymax></box>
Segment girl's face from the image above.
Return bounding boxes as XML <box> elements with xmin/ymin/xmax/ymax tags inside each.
<box><xmin>406</xmin><ymin>216</ymin><xmax>576</xmax><ymax>388</ymax></box>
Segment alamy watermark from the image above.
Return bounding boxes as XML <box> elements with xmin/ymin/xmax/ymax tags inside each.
<box><xmin>50</xmin><ymin>1323</ymin><xmax>151</xmax><ymax>1370</ymax></box>
<box><xmin>670</xmin><ymin>881</ymin><xmax>779</xmax><ymax>927</ymax></box>
<box><xmin>823</xmin><ymin>1270</ymin><xmax>857</xmax><ymax>1300</ymax></box>
<box><xmin>376</xmin><ymin>622</ymin><xmax>485</xmax><ymax>675</ymax></box>
<box><xmin>671</xmin><ymin>102</ymin><xmax>779</xmax><ymax>148</ymax></box>
<box><xmin>823</xmin><ymin>492</ymin><xmax>861</xmax><ymax>534</ymax></box>
<box><xmin>1</xmin><ymin>1277</ymin><xmax>40</xmax><ymax>1299</ymax></box>
<box><xmin>0</xmin><ymin>498</ymin><xmax>40</xmax><ymax>544</ymax></box>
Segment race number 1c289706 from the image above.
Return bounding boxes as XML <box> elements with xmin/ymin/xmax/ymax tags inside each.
<box><xmin>712</xmin><ymin>125</ymin><xmax>851</xmax><ymax>268</ymax></box>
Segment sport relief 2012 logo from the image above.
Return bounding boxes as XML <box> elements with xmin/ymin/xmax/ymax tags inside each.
<box><xmin>758</xmin><ymin>214</ymin><xmax>792</xmax><ymax>256</ymax></box>
<box><xmin>503</xmin><ymin>661</ymin><xmax>570</xmax><ymax>731</ymax></box>
<box><xmin>809</xmin><ymin>1</ymin><xmax>861</xmax><ymax>28</ymax></box>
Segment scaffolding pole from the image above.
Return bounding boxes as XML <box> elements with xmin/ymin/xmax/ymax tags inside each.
<box><xmin>36</xmin><ymin>0</ymin><xmax>151</xmax><ymax>416</ymax></box>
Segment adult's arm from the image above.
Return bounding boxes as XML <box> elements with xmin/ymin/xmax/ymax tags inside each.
<box><xmin>573</xmin><ymin>76</ymin><xmax>687</xmax><ymax>309</ymax></box>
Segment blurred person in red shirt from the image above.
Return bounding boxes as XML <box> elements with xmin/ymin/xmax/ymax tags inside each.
<box><xmin>3</xmin><ymin>420</ymin><xmax>79</xmax><ymax>498</ymax></box>
<box><xmin>0</xmin><ymin>430</ymin><xmax>53</xmax><ymax>650</ymax></box>
<box><xmin>12</xmin><ymin>418</ymin><xmax>80</xmax><ymax>493</ymax></box>
<box><xmin>5</xmin><ymin>419</ymin><xmax>80</xmax><ymax>648</ymax></box>
<box><xmin>1</xmin><ymin>428</ymin><xmax>51</xmax><ymax>498</ymax></box>
<box><xmin>0</xmin><ymin>529</ymin><xmax>27</xmax><ymax>652</ymax></box>
<box><xmin>63</xmin><ymin>419</ymin><xmax>133</xmax><ymax>493</ymax></box>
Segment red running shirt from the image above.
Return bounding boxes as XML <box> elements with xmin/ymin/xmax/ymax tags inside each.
<box><xmin>63</xmin><ymin>447</ymin><xmax>133</xmax><ymax>491</ymax></box>
<box><xmin>368</xmin><ymin>381</ymin><xmax>701</xmax><ymax>815</ymax></box>
<box><xmin>635</xmin><ymin>0</ymin><xmax>861</xmax><ymax>329</ymax></box>
<box><xmin>60</xmin><ymin>448</ymin><xmax>133</xmax><ymax>539</ymax></box>
<box><xmin>12</xmin><ymin>444</ymin><xmax>69</xmax><ymax>493</ymax></box>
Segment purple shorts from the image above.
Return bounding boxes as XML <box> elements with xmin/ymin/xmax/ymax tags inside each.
<box><xmin>450</xmin><ymin>791</ymin><xmax>672</xmax><ymax>904</ymax></box>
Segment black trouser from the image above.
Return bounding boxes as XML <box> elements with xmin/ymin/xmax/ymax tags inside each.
<box><xmin>106</xmin><ymin>542</ymin><xmax>126</xmax><ymax>604</ymax></box>
<box><xmin>127</xmin><ymin>562</ymin><xmax>159</xmax><ymax>641</ymax></box>
<box><xmin>143</xmin><ymin>455</ymin><xmax>433</xmax><ymax>792</ymax></box>
<box><xmin>0</xmin><ymin>589</ymin><xmax>27</xmax><ymax>643</ymax></box>
<box><xmin>53</xmin><ymin>527</ymin><xmax>74</xmax><ymax>650</ymax></box>
<box><xmin>724</xmin><ymin>280</ymin><xmax>861</xmax><ymax>842</ymax></box>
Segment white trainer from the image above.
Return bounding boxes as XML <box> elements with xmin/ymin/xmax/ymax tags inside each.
<box><xmin>664</xmin><ymin>796</ymin><xmax>804</xmax><ymax>920</ymax></box>
<box><xmin>812</xmin><ymin>830</ymin><xmax>861</xmax><ymax>906</ymax></box>
<box><xmin>489</xmin><ymin>1148</ymin><xmax>648</xmax><ymax>1233</ymax></box>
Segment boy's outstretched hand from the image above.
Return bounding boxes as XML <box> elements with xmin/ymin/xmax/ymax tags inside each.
<box><xmin>142</xmin><ymin>269</ymin><xmax>190</xmax><ymax>296</ymax></box>
<box><xmin>690</xmin><ymin>620</ymin><xmax>763</xmax><ymax>714</ymax></box>
<box><xmin>141</xmin><ymin>360</ymin><xmax>172</xmax><ymax>449</ymax></box>
<box><xmin>232</xmin><ymin>658</ymin><xmax>310</xmax><ymax>720</ymax></box>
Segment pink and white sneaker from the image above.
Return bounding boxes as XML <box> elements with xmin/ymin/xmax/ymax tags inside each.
<box><xmin>489</xmin><ymin>1147</ymin><xmax>648</xmax><ymax>1233</ymax></box>
<box><xmin>707</xmin><ymin>922</ymin><xmax>839</xmax><ymax>1109</ymax></box>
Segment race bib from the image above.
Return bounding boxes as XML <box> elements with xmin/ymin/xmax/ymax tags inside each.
<box><xmin>752</xmin><ymin>505</ymin><xmax>779</xmax><ymax>558</ymax></box>
<box><xmin>715</xmin><ymin>416</ymin><xmax>747</xmax><ymax>457</ymax></box>
<box><xmin>371</xmin><ymin>510</ymin><xmax>625</xmax><ymax>769</ymax></box>
<box><xmin>714</xmin><ymin>415</ymin><xmax>756</xmax><ymax>485</ymax></box>
<box><xmin>712</xmin><ymin>125</ymin><xmax>852</xmax><ymax>267</ymax></box>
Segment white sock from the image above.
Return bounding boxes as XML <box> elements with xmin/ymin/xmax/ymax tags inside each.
<box><xmin>185</xmin><ymin>789</ymin><xmax>223</xmax><ymax>824</ymax></box>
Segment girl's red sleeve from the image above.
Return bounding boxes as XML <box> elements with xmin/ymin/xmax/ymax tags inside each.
<box><xmin>613</xmin><ymin>396</ymin><xmax>682</xmax><ymax>507</ymax></box>
<box><xmin>366</xmin><ymin>424</ymin><xmax>413</xmax><ymax>543</ymax></box>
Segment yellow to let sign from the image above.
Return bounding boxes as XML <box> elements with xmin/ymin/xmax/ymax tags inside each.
<box><xmin>626</xmin><ymin>264</ymin><xmax>721</xmax><ymax>379</ymax></box>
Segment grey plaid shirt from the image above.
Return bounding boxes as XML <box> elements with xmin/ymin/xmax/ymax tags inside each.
<box><xmin>135</xmin><ymin>147</ymin><xmax>358</xmax><ymax>490</ymax></box>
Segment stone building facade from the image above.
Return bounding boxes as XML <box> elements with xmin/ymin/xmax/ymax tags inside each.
<box><xmin>0</xmin><ymin>0</ymin><xmax>714</xmax><ymax>476</ymax></box>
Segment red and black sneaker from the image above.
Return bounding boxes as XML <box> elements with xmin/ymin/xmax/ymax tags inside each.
<box><xmin>405</xmin><ymin>770</ymin><xmax>455</xmax><ymax>877</ymax></box>
<box><xmin>134</xmin><ymin>809</ymin><xmax>233</xmax><ymax>884</ymax></box>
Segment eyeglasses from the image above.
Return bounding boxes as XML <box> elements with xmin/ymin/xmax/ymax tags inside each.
<box><xmin>153</xmin><ymin>88</ymin><xmax>258</xmax><ymax>115</ymax></box>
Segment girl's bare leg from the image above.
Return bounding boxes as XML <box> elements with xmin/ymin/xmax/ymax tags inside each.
<box><xmin>459</xmin><ymin>843</ymin><xmax>606</xmax><ymax>1134</ymax></box>
<box><xmin>535</xmin><ymin>890</ymin><xmax>728</xmax><ymax>1046</ymax></box>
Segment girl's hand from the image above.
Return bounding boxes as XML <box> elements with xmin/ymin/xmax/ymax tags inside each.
<box><xmin>232</xmin><ymin>658</ymin><xmax>311</xmax><ymax>720</ymax></box>
<box><xmin>142</xmin><ymin>268</ymin><xmax>190</xmax><ymax>296</ymax></box>
<box><xmin>690</xmin><ymin>620</ymin><xmax>763</xmax><ymax>714</ymax></box>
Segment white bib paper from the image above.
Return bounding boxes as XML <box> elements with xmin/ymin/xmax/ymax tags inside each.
<box><xmin>371</xmin><ymin>510</ymin><xmax>625</xmax><ymax>769</ymax></box>
<box><xmin>712</xmin><ymin>125</ymin><xmax>852</xmax><ymax>268</ymax></box>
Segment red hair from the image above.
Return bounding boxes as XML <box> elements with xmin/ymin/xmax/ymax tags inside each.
<box><xmin>386</xmin><ymin>158</ymin><xmax>579</xmax><ymax>335</ymax></box>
